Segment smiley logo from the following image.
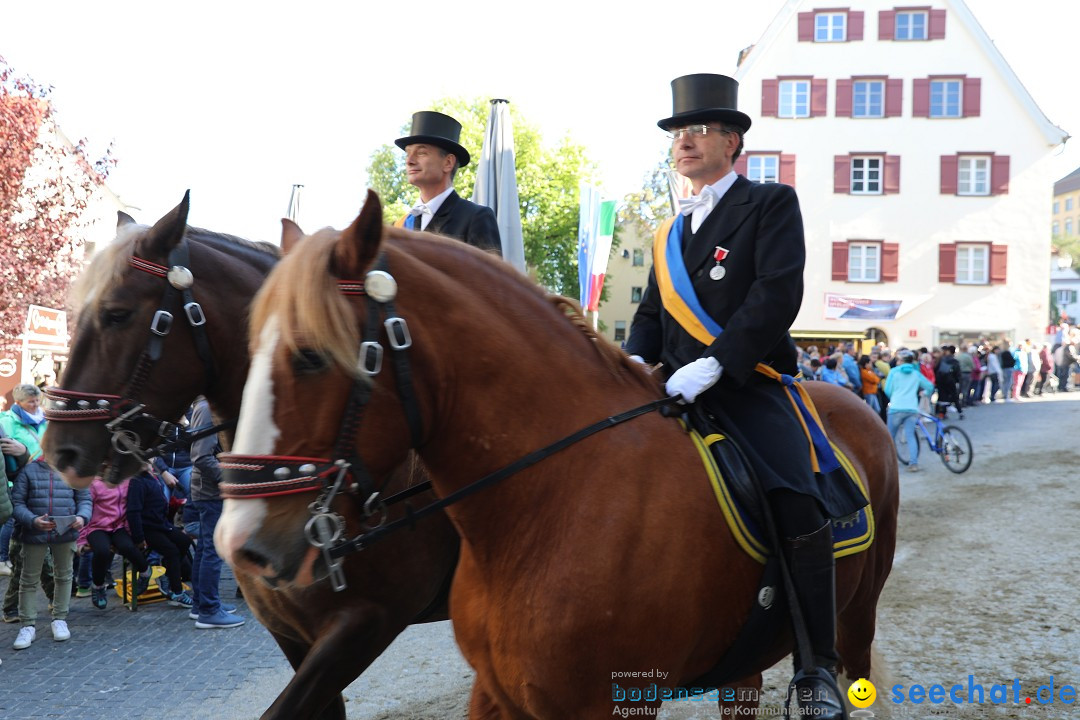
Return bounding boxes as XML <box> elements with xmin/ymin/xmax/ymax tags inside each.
<box><xmin>848</xmin><ymin>677</ymin><xmax>877</xmax><ymax>708</ymax></box>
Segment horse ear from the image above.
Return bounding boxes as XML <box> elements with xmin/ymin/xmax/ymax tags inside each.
<box><xmin>280</xmin><ymin>218</ymin><xmax>305</xmax><ymax>255</ymax></box>
<box><xmin>117</xmin><ymin>211</ymin><xmax>137</xmax><ymax>228</ymax></box>
<box><xmin>332</xmin><ymin>189</ymin><xmax>383</xmax><ymax>278</ymax></box>
<box><xmin>137</xmin><ymin>190</ymin><xmax>190</xmax><ymax>260</ymax></box>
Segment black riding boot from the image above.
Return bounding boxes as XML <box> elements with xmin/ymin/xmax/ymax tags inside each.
<box><xmin>784</xmin><ymin>521</ymin><xmax>848</xmax><ymax>720</ymax></box>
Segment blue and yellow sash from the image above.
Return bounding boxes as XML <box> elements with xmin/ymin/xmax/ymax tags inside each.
<box><xmin>653</xmin><ymin>216</ymin><xmax>840</xmax><ymax>474</ymax></box>
<box><xmin>394</xmin><ymin>215</ymin><xmax>416</xmax><ymax>230</ymax></box>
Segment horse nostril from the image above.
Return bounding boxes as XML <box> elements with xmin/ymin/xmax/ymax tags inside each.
<box><xmin>238</xmin><ymin>546</ymin><xmax>271</xmax><ymax>570</ymax></box>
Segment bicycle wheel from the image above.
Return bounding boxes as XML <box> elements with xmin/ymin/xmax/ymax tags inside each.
<box><xmin>893</xmin><ymin>422</ymin><xmax>921</xmax><ymax>465</ymax></box>
<box><xmin>938</xmin><ymin>425</ymin><xmax>973</xmax><ymax>473</ymax></box>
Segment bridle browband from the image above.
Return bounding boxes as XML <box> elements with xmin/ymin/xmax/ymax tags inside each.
<box><xmin>44</xmin><ymin>239</ymin><xmax>223</xmax><ymax>480</ymax></box>
<box><xmin>219</xmin><ymin>253</ymin><xmax>682</xmax><ymax>592</ymax></box>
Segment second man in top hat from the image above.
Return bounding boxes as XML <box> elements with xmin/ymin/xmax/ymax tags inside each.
<box><xmin>394</xmin><ymin>110</ymin><xmax>502</xmax><ymax>254</ymax></box>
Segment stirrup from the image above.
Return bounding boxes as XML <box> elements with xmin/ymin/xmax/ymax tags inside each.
<box><xmin>785</xmin><ymin>665</ymin><xmax>848</xmax><ymax>720</ymax></box>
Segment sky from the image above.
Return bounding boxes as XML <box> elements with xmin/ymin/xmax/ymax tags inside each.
<box><xmin>1</xmin><ymin>0</ymin><xmax>1077</xmax><ymax>244</ymax></box>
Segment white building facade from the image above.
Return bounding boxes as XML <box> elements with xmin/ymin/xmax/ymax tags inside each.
<box><xmin>734</xmin><ymin>0</ymin><xmax>1067</xmax><ymax>349</ymax></box>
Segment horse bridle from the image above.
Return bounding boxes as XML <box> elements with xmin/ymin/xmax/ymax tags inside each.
<box><xmin>219</xmin><ymin>254</ymin><xmax>681</xmax><ymax>592</ymax></box>
<box><xmin>43</xmin><ymin>239</ymin><xmax>225</xmax><ymax>481</ymax></box>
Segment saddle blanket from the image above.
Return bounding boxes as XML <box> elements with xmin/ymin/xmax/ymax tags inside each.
<box><xmin>688</xmin><ymin>428</ymin><xmax>875</xmax><ymax>564</ymax></box>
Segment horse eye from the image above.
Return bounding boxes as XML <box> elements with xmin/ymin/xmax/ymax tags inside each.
<box><xmin>103</xmin><ymin>309</ymin><xmax>132</xmax><ymax>328</ymax></box>
<box><xmin>292</xmin><ymin>348</ymin><xmax>328</xmax><ymax>375</ymax></box>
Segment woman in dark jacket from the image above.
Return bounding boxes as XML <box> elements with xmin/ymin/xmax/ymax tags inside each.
<box><xmin>11</xmin><ymin>458</ymin><xmax>91</xmax><ymax>649</ymax></box>
<box><xmin>127</xmin><ymin>466</ymin><xmax>193</xmax><ymax>608</ymax></box>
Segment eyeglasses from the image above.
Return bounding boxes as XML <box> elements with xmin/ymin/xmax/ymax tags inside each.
<box><xmin>666</xmin><ymin>124</ymin><xmax>729</xmax><ymax>141</ymax></box>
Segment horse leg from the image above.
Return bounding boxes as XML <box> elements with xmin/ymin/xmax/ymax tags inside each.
<box><xmin>468</xmin><ymin>678</ymin><xmax>506</xmax><ymax>720</ymax></box>
<box><xmin>716</xmin><ymin>674</ymin><xmax>762</xmax><ymax>716</ymax></box>
<box><xmin>260</xmin><ymin>607</ymin><xmax>400</xmax><ymax>720</ymax></box>
<box><xmin>259</xmin><ymin>632</ymin><xmax>346</xmax><ymax>720</ymax></box>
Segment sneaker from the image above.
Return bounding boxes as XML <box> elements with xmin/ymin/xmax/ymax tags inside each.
<box><xmin>92</xmin><ymin>585</ymin><xmax>108</xmax><ymax>610</ymax></box>
<box><xmin>195</xmin><ymin>609</ymin><xmax>246</xmax><ymax>629</ymax></box>
<box><xmin>51</xmin><ymin>619</ymin><xmax>70</xmax><ymax>641</ymax></box>
<box><xmin>75</xmin><ymin>586</ymin><xmax>92</xmax><ymax>598</ymax></box>
<box><xmin>13</xmin><ymin>626</ymin><xmax>35</xmax><ymax>649</ymax></box>
<box><xmin>189</xmin><ymin>603</ymin><xmax>237</xmax><ymax>620</ymax></box>
<box><xmin>168</xmin><ymin>590</ymin><xmax>194</xmax><ymax>608</ymax></box>
<box><xmin>156</xmin><ymin>575</ymin><xmax>171</xmax><ymax>597</ymax></box>
<box><xmin>0</xmin><ymin>560</ymin><xmax>12</xmax><ymax>577</ymax></box>
<box><xmin>907</xmin><ymin>464</ymin><xmax>922</xmax><ymax>473</ymax></box>
<box><xmin>134</xmin><ymin>573</ymin><xmax>152</xmax><ymax>597</ymax></box>
<box><xmin>2</xmin><ymin>609</ymin><xmax>18</xmax><ymax>623</ymax></box>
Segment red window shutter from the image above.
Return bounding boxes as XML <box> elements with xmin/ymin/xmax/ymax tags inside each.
<box><xmin>780</xmin><ymin>154</ymin><xmax>796</xmax><ymax>187</ymax></box>
<box><xmin>879</xmin><ymin>10</ymin><xmax>896</xmax><ymax>40</ymax></box>
<box><xmin>940</xmin><ymin>155</ymin><xmax>958</xmax><ymax>194</ymax></box>
<box><xmin>939</xmin><ymin>243</ymin><xmax>957</xmax><ymax>283</ymax></box>
<box><xmin>991</xmin><ymin>155</ymin><xmax>1010</xmax><ymax>195</ymax></box>
<box><xmin>798</xmin><ymin>12</ymin><xmax>815</xmax><ymax>41</ymax></box>
<box><xmin>884</xmin><ymin>155</ymin><xmax>901</xmax><ymax>194</ymax></box>
<box><xmin>929</xmin><ymin>9</ymin><xmax>947</xmax><ymax>39</ymax></box>
<box><xmin>811</xmin><ymin>78</ymin><xmax>828</xmax><ymax>117</ymax></box>
<box><xmin>848</xmin><ymin>11</ymin><xmax>864</xmax><ymax>41</ymax></box>
<box><xmin>834</xmin><ymin>155</ymin><xmax>851</xmax><ymax>194</ymax></box>
<box><xmin>835</xmin><ymin>79</ymin><xmax>853</xmax><ymax>117</ymax></box>
<box><xmin>963</xmin><ymin>77</ymin><xmax>981</xmax><ymax>117</ymax></box>
<box><xmin>832</xmin><ymin>242</ymin><xmax>849</xmax><ymax>281</ymax></box>
<box><xmin>762</xmin><ymin>79</ymin><xmax>779</xmax><ymax>117</ymax></box>
<box><xmin>882</xmin><ymin>243</ymin><xmax>899</xmax><ymax>282</ymax></box>
<box><xmin>989</xmin><ymin>244</ymin><xmax>1008</xmax><ymax>284</ymax></box>
<box><xmin>734</xmin><ymin>155</ymin><xmax>748</xmax><ymax>176</ymax></box>
<box><xmin>885</xmin><ymin>78</ymin><xmax>903</xmax><ymax>117</ymax></box>
<box><xmin>913</xmin><ymin>78</ymin><xmax>930</xmax><ymax>117</ymax></box>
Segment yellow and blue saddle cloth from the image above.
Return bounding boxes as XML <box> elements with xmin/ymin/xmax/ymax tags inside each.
<box><xmin>686</xmin><ymin>426</ymin><xmax>875</xmax><ymax>563</ymax></box>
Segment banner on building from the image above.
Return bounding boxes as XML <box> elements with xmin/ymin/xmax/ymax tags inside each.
<box><xmin>824</xmin><ymin>293</ymin><xmax>906</xmax><ymax>321</ymax></box>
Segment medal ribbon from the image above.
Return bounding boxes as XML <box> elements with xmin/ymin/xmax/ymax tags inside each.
<box><xmin>652</xmin><ymin>216</ymin><xmax>840</xmax><ymax>474</ymax></box>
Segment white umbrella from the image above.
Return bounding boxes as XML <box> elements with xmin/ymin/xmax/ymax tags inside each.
<box><xmin>473</xmin><ymin>99</ymin><xmax>526</xmax><ymax>273</ymax></box>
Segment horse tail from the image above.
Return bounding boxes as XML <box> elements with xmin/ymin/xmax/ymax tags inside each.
<box><xmin>838</xmin><ymin>643</ymin><xmax>895</xmax><ymax>717</ymax></box>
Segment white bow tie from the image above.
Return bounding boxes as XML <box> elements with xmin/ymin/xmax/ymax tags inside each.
<box><xmin>410</xmin><ymin>203</ymin><xmax>432</xmax><ymax>217</ymax></box>
<box><xmin>678</xmin><ymin>189</ymin><xmax>715</xmax><ymax>217</ymax></box>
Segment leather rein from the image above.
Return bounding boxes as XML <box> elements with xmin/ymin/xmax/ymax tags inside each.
<box><xmin>218</xmin><ymin>254</ymin><xmax>681</xmax><ymax>591</ymax></box>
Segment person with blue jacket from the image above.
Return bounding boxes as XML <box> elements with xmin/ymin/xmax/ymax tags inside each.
<box><xmin>884</xmin><ymin>349</ymin><xmax>936</xmax><ymax>472</ymax></box>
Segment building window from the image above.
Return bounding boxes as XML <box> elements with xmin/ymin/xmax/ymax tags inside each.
<box><xmin>930</xmin><ymin>79</ymin><xmax>962</xmax><ymax>117</ymax></box>
<box><xmin>895</xmin><ymin>11</ymin><xmax>927</xmax><ymax>39</ymax></box>
<box><xmin>1067</xmin><ymin>198</ymin><xmax>1074</xmax><ymax>211</ymax></box>
<box><xmin>848</xmin><ymin>242</ymin><xmax>880</xmax><ymax>282</ymax></box>
<box><xmin>1056</xmin><ymin>289</ymin><xmax>1079</xmax><ymax>305</ymax></box>
<box><xmin>815</xmin><ymin>12</ymin><xmax>846</xmax><ymax>41</ymax></box>
<box><xmin>630</xmin><ymin>286</ymin><xmax>643</xmax><ymax>303</ymax></box>
<box><xmin>851</xmin><ymin>157</ymin><xmax>883</xmax><ymax>195</ymax></box>
<box><xmin>852</xmin><ymin>80</ymin><xmax>884</xmax><ymax>118</ymax></box>
<box><xmin>632</xmin><ymin>248</ymin><xmax>644</xmax><ymax>267</ymax></box>
<box><xmin>1053</xmin><ymin>221</ymin><xmax>1060</xmax><ymax>236</ymax></box>
<box><xmin>1054</xmin><ymin>201</ymin><xmax>1061</xmax><ymax>214</ymax></box>
<box><xmin>1067</xmin><ymin>219</ymin><xmax>1074</xmax><ymax>236</ymax></box>
<box><xmin>748</xmin><ymin>155</ymin><xmax>779</xmax><ymax>183</ymax></box>
<box><xmin>956</xmin><ymin>244</ymin><xmax>989</xmax><ymax>285</ymax></box>
<box><xmin>957</xmin><ymin>156</ymin><xmax>990</xmax><ymax>196</ymax></box>
<box><xmin>779</xmin><ymin>80</ymin><xmax>811</xmax><ymax>118</ymax></box>
<box><xmin>613</xmin><ymin>320</ymin><xmax>627</xmax><ymax>343</ymax></box>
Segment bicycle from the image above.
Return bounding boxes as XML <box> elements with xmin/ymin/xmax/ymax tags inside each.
<box><xmin>892</xmin><ymin>411</ymin><xmax>973</xmax><ymax>473</ymax></box>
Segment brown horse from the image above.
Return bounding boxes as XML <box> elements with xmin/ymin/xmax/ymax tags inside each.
<box><xmin>41</xmin><ymin>195</ymin><xmax>459</xmax><ymax>720</ymax></box>
<box><xmin>217</xmin><ymin>190</ymin><xmax>899</xmax><ymax>718</ymax></box>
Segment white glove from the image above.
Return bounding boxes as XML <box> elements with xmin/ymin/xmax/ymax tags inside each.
<box><xmin>628</xmin><ymin>355</ymin><xmax>646</xmax><ymax>364</ymax></box>
<box><xmin>665</xmin><ymin>357</ymin><xmax>723</xmax><ymax>403</ymax></box>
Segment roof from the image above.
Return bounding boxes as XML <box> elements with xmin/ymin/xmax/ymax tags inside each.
<box><xmin>1054</xmin><ymin>166</ymin><xmax>1080</xmax><ymax>196</ymax></box>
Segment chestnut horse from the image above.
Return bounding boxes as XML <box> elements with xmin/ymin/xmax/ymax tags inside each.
<box><xmin>217</xmin><ymin>190</ymin><xmax>898</xmax><ymax>718</ymax></box>
<box><xmin>41</xmin><ymin>194</ymin><xmax>459</xmax><ymax>720</ymax></box>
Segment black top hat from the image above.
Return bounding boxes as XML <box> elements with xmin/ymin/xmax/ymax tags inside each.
<box><xmin>657</xmin><ymin>73</ymin><xmax>752</xmax><ymax>133</ymax></box>
<box><xmin>395</xmin><ymin>111</ymin><xmax>471</xmax><ymax>166</ymax></box>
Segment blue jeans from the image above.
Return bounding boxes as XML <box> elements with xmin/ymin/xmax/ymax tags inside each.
<box><xmin>888</xmin><ymin>411</ymin><xmax>921</xmax><ymax>465</ymax></box>
<box><xmin>0</xmin><ymin>517</ymin><xmax>13</xmax><ymax>562</ymax></box>
<box><xmin>192</xmin><ymin>499</ymin><xmax>224</xmax><ymax>617</ymax></box>
<box><xmin>163</xmin><ymin>465</ymin><xmax>192</xmax><ymax>502</ymax></box>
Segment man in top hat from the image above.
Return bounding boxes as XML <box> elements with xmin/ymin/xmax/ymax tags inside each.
<box><xmin>394</xmin><ymin>110</ymin><xmax>502</xmax><ymax>254</ymax></box>
<box><xmin>625</xmin><ymin>73</ymin><xmax>865</xmax><ymax>720</ymax></box>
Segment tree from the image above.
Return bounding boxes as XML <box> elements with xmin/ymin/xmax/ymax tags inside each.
<box><xmin>0</xmin><ymin>56</ymin><xmax>115</xmax><ymax>352</ymax></box>
<box><xmin>365</xmin><ymin>97</ymin><xmax>596</xmax><ymax>297</ymax></box>
<box><xmin>616</xmin><ymin>156</ymin><xmax>673</xmax><ymax>250</ymax></box>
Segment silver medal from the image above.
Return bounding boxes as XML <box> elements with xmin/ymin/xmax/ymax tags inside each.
<box><xmin>709</xmin><ymin>265</ymin><xmax>726</xmax><ymax>281</ymax></box>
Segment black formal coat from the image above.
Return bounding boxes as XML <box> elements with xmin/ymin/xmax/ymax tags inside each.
<box><xmin>420</xmin><ymin>190</ymin><xmax>502</xmax><ymax>255</ymax></box>
<box><xmin>625</xmin><ymin>176</ymin><xmax>866</xmax><ymax>520</ymax></box>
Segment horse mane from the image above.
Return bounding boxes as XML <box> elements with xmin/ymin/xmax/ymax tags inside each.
<box><xmin>74</xmin><ymin>224</ymin><xmax>280</xmax><ymax>310</ymax></box>
<box><xmin>546</xmin><ymin>295</ymin><xmax>657</xmax><ymax>391</ymax></box>
<box><xmin>249</xmin><ymin>227</ymin><xmax>361</xmax><ymax>374</ymax></box>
